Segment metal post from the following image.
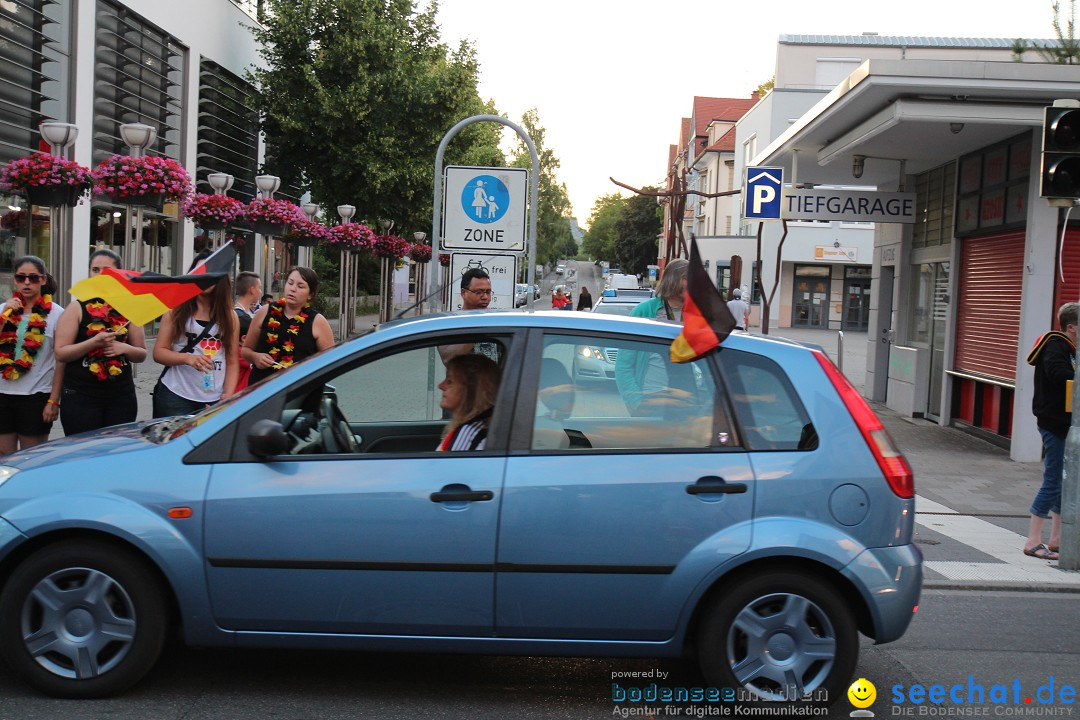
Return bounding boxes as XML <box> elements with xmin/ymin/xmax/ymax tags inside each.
<box><xmin>39</xmin><ymin>122</ymin><xmax>77</xmax><ymax>300</ymax></box>
<box><xmin>428</xmin><ymin>115</ymin><xmax>540</xmax><ymax>313</ymax></box>
<box><xmin>207</xmin><ymin>173</ymin><xmax>234</xmax><ymax>252</ymax></box>
<box><xmin>336</xmin><ymin>204</ymin><xmax>355</xmax><ymax>340</ymax></box>
<box><xmin>1060</xmin><ymin>199</ymin><xmax>1080</xmax><ymax>570</ymax></box>
<box><xmin>837</xmin><ymin>330</ymin><xmax>844</xmax><ymax>374</ymax></box>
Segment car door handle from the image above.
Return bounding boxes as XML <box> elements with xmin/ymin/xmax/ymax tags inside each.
<box><xmin>430</xmin><ymin>490</ymin><xmax>494</xmax><ymax>503</ymax></box>
<box><xmin>686</xmin><ymin>476</ymin><xmax>748</xmax><ymax>495</ymax></box>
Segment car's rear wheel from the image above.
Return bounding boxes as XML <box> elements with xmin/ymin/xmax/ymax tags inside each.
<box><xmin>697</xmin><ymin>570</ymin><xmax>857</xmax><ymax>706</ymax></box>
<box><xmin>0</xmin><ymin>540</ymin><xmax>168</xmax><ymax>698</ymax></box>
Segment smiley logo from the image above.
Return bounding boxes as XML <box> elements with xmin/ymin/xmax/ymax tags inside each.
<box><xmin>848</xmin><ymin>678</ymin><xmax>876</xmax><ymax>708</ymax></box>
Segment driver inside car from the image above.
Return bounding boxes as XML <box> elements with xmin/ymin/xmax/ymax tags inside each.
<box><xmin>436</xmin><ymin>354</ymin><xmax>500</xmax><ymax>451</ymax></box>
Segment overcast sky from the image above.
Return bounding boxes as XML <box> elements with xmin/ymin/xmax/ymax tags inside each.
<box><xmin>431</xmin><ymin>0</ymin><xmax>1058</xmax><ymax>226</ymax></box>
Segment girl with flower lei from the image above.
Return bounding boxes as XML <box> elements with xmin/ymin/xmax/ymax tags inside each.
<box><xmin>0</xmin><ymin>256</ymin><xmax>64</xmax><ymax>454</ymax></box>
<box><xmin>243</xmin><ymin>267</ymin><xmax>334</xmax><ymax>385</ymax></box>
<box><xmin>54</xmin><ymin>250</ymin><xmax>147</xmax><ymax>436</ymax></box>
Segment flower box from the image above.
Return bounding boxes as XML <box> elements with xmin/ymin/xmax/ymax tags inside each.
<box><xmin>327</xmin><ymin>222</ymin><xmax>375</xmax><ymax>252</ymax></box>
<box><xmin>371</xmin><ymin>234</ymin><xmax>411</xmax><ymax>259</ymax></box>
<box><xmin>409</xmin><ymin>243</ymin><xmax>432</xmax><ymax>263</ymax></box>
<box><xmin>92</xmin><ymin>155</ymin><xmax>193</xmax><ymax>205</ymax></box>
<box><xmin>246</xmin><ymin>198</ymin><xmax>303</xmax><ymax>237</ymax></box>
<box><xmin>284</xmin><ymin>218</ymin><xmax>333</xmax><ymax>247</ymax></box>
<box><xmin>0</xmin><ymin>153</ymin><xmax>93</xmax><ymax>208</ymax></box>
<box><xmin>183</xmin><ymin>193</ymin><xmax>245</xmax><ymax>230</ymax></box>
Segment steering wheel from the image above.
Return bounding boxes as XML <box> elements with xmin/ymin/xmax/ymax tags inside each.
<box><xmin>320</xmin><ymin>395</ymin><xmax>360</xmax><ymax>454</ymax></box>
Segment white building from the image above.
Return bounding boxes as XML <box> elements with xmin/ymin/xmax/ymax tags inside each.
<box><xmin>0</xmin><ymin>0</ymin><xmax>290</xmax><ymax>310</ymax></box>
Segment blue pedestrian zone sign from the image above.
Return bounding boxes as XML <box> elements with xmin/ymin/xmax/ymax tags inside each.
<box><xmin>744</xmin><ymin>166</ymin><xmax>784</xmax><ymax>221</ymax></box>
<box><xmin>461</xmin><ymin>175</ymin><xmax>510</xmax><ymax>224</ymax></box>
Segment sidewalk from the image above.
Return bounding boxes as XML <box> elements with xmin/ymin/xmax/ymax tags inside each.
<box><xmin>52</xmin><ymin>321</ymin><xmax>1078</xmax><ymax>591</ymax></box>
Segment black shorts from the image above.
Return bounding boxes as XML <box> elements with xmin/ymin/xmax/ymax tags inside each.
<box><xmin>0</xmin><ymin>392</ymin><xmax>53</xmax><ymax>437</ymax></box>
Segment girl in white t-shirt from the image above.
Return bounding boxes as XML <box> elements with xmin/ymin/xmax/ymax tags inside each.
<box><xmin>0</xmin><ymin>256</ymin><xmax>64</xmax><ymax>454</ymax></box>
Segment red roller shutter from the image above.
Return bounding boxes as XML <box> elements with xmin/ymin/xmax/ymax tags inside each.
<box><xmin>954</xmin><ymin>231</ymin><xmax>1025</xmax><ymax>383</ymax></box>
<box><xmin>1054</xmin><ymin>228</ymin><xmax>1080</xmax><ymax>314</ymax></box>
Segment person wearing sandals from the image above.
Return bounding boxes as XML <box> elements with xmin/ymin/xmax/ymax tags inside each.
<box><xmin>54</xmin><ymin>250</ymin><xmax>147</xmax><ymax>435</ymax></box>
<box><xmin>1022</xmin><ymin>301</ymin><xmax>1076</xmax><ymax>561</ymax></box>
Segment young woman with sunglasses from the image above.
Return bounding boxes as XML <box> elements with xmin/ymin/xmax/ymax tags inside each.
<box><xmin>54</xmin><ymin>250</ymin><xmax>147</xmax><ymax>435</ymax></box>
<box><xmin>0</xmin><ymin>256</ymin><xmax>64</xmax><ymax>454</ymax></box>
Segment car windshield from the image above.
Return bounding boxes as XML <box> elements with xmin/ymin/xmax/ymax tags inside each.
<box><xmin>592</xmin><ymin>303</ymin><xmax>636</xmax><ymax>316</ymax></box>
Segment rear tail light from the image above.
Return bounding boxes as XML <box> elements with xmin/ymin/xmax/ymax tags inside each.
<box><xmin>813</xmin><ymin>351</ymin><xmax>914</xmax><ymax>498</ymax></box>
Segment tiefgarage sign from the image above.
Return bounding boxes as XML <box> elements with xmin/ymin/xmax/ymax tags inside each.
<box><xmin>443</xmin><ymin>166</ymin><xmax>528</xmax><ymax>251</ymax></box>
<box><xmin>782</xmin><ymin>189</ymin><xmax>916</xmax><ymax>223</ymax></box>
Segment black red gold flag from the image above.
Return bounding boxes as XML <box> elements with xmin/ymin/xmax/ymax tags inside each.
<box><xmin>670</xmin><ymin>239</ymin><xmax>738</xmax><ymax>363</ymax></box>
<box><xmin>70</xmin><ymin>242</ymin><xmax>237</xmax><ymax>325</ymax></box>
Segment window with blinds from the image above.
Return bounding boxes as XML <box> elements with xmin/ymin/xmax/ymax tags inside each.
<box><xmin>0</xmin><ymin>0</ymin><xmax>71</xmax><ymax>164</ymax></box>
<box><xmin>92</xmin><ymin>0</ymin><xmax>185</xmax><ymax>165</ymax></box>
<box><xmin>197</xmin><ymin>59</ymin><xmax>259</xmax><ymax>200</ymax></box>
<box><xmin>912</xmin><ymin>161</ymin><xmax>955</xmax><ymax>250</ymax></box>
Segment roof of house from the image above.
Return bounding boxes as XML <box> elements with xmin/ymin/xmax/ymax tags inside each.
<box><xmin>692</xmin><ymin>96</ymin><xmax>757</xmax><ymax>140</ymax></box>
<box><xmin>705</xmin><ymin>127</ymin><xmax>737</xmax><ymax>153</ymax></box>
<box><xmin>777</xmin><ymin>34</ymin><xmax>1056</xmax><ymax>48</ymax></box>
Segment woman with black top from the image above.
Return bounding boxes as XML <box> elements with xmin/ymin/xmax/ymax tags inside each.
<box><xmin>54</xmin><ymin>250</ymin><xmax>147</xmax><ymax>434</ymax></box>
<box><xmin>436</xmin><ymin>354</ymin><xmax>501</xmax><ymax>451</ymax></box>
<box><xmin>243</xmin><ymin>267</ymin><xmax>334</xmax><ymax>385</ymax></box>
<box><xmin>577</xmin><ymin>285</ymin><xmax>593</xmax><ymax>311</ymax></box>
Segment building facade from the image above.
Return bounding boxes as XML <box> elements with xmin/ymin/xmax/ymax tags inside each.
<box><xmin>0</xmin><ymin>0</ymin><xmax>294</xmax><ymax>312</ymax></box>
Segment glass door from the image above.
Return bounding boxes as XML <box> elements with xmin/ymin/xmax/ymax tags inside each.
<box><xmin>792</xmin><ymin>265</ymin><xmax>830</xmax><ymax>328</ymax></box>
<box><xmin>926</xmin><ymin>262</ymin><xmax>950</xmax><ymax>421</ymax></box>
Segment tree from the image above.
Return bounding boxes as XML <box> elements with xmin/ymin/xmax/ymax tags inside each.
<box><xmin>1013</xmin><ymin>0</ymin><xmax>1079</xmax><ymax>63</ymax></box>
<box><xmin>510</xmin><ymin>108</ymin><xmax>574</xmax><ymax>266</ymax></box>
<box><xmin>612</xmin><ymin>190</ymin><xmax>662</xmax><ymax>275</ymax></box>
<box><xmin>755</xmin><ymin>77</ymin><xmax>775</xmax><ymax>96</ymax></box>
<box><xmin>248</xmin><ymin>0</ymin><xmax>504</xmax><ymax>237</ymax></box>
<box><xmin>582</xmin><ymin>193</ymin><xmax>624</xmax><ymax>260</ymax></box>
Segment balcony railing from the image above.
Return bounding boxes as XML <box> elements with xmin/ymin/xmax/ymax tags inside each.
<box><xmin>227</xmin><ymin>0</ymin><xmax>264</xmax><ymax>22</ymax></box>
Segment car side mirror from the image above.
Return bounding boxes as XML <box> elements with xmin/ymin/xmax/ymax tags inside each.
<box><xmin>247</xmin><ymin>419</ymin><xmax>289</xmax><ymax>458</ymax></box>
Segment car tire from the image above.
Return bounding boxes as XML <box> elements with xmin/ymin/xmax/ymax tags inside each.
<box><xmin>697</xmin><ymin>570</ymin><xmax>857</xmax><ymax>706</ymax></box>
<box><xmin>0</xmin><ymin>540</ymin><xmax>169</xmax><ymax>698</ymax></box>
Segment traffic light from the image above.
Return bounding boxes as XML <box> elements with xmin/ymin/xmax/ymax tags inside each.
<box><xmin>1041</xmin><ymin>104</ymin><xmax>1080</xmax><ymax>199</ymax></box>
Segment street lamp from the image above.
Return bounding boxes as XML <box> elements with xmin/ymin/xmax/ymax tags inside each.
<box><xmin>413</xmin><ymin>231</ymin><xmax>428</xmax><ymax>317</ymax></box>
<box><xmin>38</xmin><ymin>121</ymin><xmax>79</xmax><ymax>304</ymax></box>
<box><xmin>205</xmin><ymin>173</ymin><xmax>234</xmax><ymax>250</ymax></box>
<box><xmin>337</xmin><ymin>205</ymin><xmax>356</xmax><ymax>339</ymax></box>
<box><xmin>378</xmin><ymin>219</ymin><xmax>395</xmax><ymax>323</ymax></box>
<box><xmin>119</xmin><ymin>123</ymin><xmax>158</xmax><ymax>273</ymax></box>
<box><xmin>302</xmin><ymin>203</ymin><xmax>320</xmax><ymax>220</ymax></box>
<box><xmin>255</xmin><ymin>174</ymin><xmax>281</xmax><ymax>199</ymax></box>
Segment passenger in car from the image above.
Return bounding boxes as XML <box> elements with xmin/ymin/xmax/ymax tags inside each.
<box><xmin>436</xmin><ymin>354</ymin><xmax>500</xmax><ymax>451</ymax></box>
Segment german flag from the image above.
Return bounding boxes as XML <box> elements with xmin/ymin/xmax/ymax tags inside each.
<box><xmin>70</xmin><ymin>242</ymin><xmax>237</xmax><ymax>325</ymax></box>
<box><xmin>670</xmin><ymin>239</ymin><xmax>737</xmax><ymax>363</ymax></box>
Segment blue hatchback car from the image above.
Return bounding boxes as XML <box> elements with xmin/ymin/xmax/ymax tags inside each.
<box><xmin>0</xmin><ymin>311</ymin><xmax>921</xmax><ymax>701</ymax></box>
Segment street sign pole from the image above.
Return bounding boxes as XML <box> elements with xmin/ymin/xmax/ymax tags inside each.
<box><xmin>429</xmin><ymin>115</ymin><xmax>539</xmax><ymax>313</ymax></box>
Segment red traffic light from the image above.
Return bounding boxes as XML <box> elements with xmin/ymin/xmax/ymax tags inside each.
<box><xmin>1047</xmin><ymin>107</ymin><xmax>1080</xmax><ymax>152</ymax></box>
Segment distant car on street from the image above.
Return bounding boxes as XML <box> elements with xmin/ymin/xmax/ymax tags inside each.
<box><xmin>0</xmin><ymin>312</ymin><xmax>921</xmax><ymax>704</ymax></box>
<box><xmin>556</xmin><ymin>263</ymin><xmax>566</xmax><ymax>275</ymax></box>
<box><xmin>514</xmin><ymin>283</ymin><xmax>530</xmax><ymax>307</ymax></box>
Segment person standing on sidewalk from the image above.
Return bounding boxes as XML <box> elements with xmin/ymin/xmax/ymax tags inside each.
<box><xmin>54</xmin><ymin>250</ymin><xmax>147</xmax><ymax>435</ymax></box>
<box><xmin>726</xmin><ymin>288</ymin><xmax>750</xmax><ymax>331</ymax></box>
<box><xmin>234</xmin><ymin>271</ymin><xmax>262</xmax><ymax>320</ymax></box>
<box><xmin>1023</xmin><ymin>301</ymin><xmax>1077</xmax><ymax>561</ymax></box>
<box><xmin>243</xmin><ymin>267</ymin><xmax>334</xmax><ymax>385</ymax></box>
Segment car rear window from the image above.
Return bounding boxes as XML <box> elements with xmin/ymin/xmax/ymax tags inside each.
<box><xmin>719</xmin><ymin>349</ymin><xmax>817</xmax><ymax>451</ymax></box>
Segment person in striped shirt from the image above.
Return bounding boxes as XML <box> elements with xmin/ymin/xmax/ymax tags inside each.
<box><xmin>436</xmin><ymin>354</ymin><xmax>500</xmax><ymax>451</ymax></box>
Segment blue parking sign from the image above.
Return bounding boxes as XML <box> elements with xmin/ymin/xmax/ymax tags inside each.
<box><xmin>744</xmin><ymin>166</ymin><xmax>783</xmax><ymax>220</ymax></box>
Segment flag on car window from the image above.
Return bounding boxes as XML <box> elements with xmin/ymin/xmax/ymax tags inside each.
<box><xmin>70</xmin><ymin>241</ymin><xmax>237</xmax><ymax>326</ymax></box>
<box><xmin>670</xmin><ymin>239</ymin><xmax>737</xmax><ymax>363</ymax></box>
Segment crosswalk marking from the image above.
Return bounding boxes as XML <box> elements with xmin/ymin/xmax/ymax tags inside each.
<box><xmin>915</xmin><ymin>494</ymin><xmax>1080</xmax><ymax>585</ymax></box>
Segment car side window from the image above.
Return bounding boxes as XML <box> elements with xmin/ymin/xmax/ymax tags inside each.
<box><xmin>531</xmin><ymin>334</ymin><xmax>736</xmax><ymax>451</ymax></box>
<box><xmin>277</xmin><ymin>338</ymin><xmax>507</xmax><ymax>455</ymax></box>
<box><xmin>719</xmin><ymin>350</ymin><xmax>817</xmax><ymax>451</ymax></box>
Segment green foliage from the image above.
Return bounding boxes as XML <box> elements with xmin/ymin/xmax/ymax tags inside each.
<box><xmin>581</xmin><ymin>193</ymin><xmax>625</xmax><ymax>260</ymax></box>
<box><xmin>248</xmin><ymin>0</ymin><xmax>506</xmax><ymax>238</ymax></box>
<box><xmin>1014</xmin><ymin>1</ymin><xmax>1079</xmax><ymax>63</ymax></box>
<box><xmin>755</xmin><ymin>77</ymin><xmax>775</xmax><ymax>96</ymax></box>
<box><xmin>510</xmin><ymin>108</ymin><xmax>574</xmax><ymax>267</ymax></box>
<box><xmin>612</xmin><ymin>190</ymin><xmax>662</xmax><ymax>275</ymax></box>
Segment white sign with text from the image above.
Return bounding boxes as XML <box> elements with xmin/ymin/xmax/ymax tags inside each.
<box><xmin>782</xmin><ymin>189</ymin><xmax>916</xmax><ymax>223</ymax></box>
<box><xmin>449</xmin><ymin>252</ymin><xmax>517</xmax><ymax>310</ymax></box>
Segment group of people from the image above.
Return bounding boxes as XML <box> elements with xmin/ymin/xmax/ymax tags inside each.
<box><xmin>0</xmin><ymin>251</ymin><xmax>333</xmax><ymax>456</ymax></box>
<box><xmin>551</xmin><ymin>286</ymin><xmax>593</xmax><ymax>311</ymax></box>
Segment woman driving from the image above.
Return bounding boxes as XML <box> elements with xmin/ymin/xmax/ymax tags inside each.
<box><xmin>436</xmin><ymin>354</ymin><xmax>500</xmax><ymax>451</ymax></box>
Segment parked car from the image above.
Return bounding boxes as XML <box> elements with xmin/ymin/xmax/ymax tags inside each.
<box><xmin>574</xmin><ymin>293</ymin><xmax>651</xmax><ymax>380</ymax></box>
<box><xmin>0</xmin><ymin>312</ymin><xmax>920</xmax><ymax>702</ymax></box>
<box><xmin>556</xmin><ymin>263</ymin><xmax>566</xmax><ymax>275</ymax></box>
<box><xmin>514</xmin><ymin>283</ymin><xmax>530</xmax><ymax>307</ymax></box>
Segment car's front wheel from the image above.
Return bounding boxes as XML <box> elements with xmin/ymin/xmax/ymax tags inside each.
<box><xmin>697</xmin><ymin>570</ymin><xmax>857</xmax><ymax>705</ymax></box>
<box><xmin>0</xmin><ymin>540</ymin><xmax>168</xmax><ymax>698</ymax></box>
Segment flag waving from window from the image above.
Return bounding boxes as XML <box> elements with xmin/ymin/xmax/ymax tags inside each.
<box><xmin>670</xmin><ymin>238</ymin><xmax>738</xmax><ymax>363</ymax></box>
<box><xmin>70</xmin><ymin>241</ymin><xmax>237</xmax><ymax>326</ymax></box>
